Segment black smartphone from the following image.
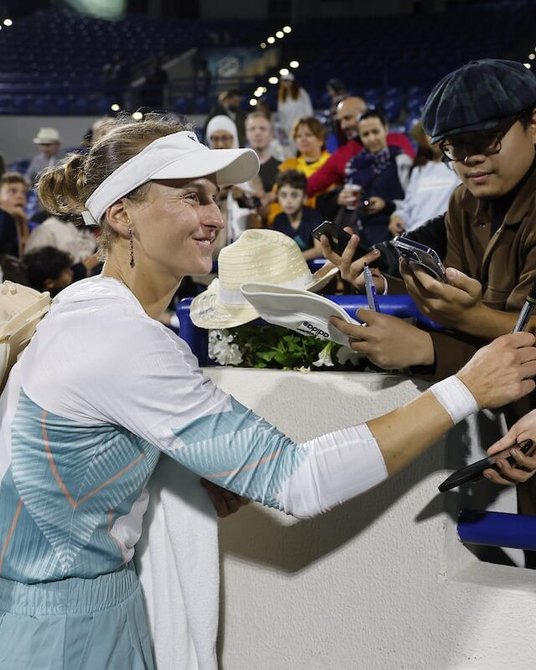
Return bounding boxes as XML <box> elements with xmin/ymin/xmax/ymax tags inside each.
<box><xmin>438</xmin><ymin>439</ymin><xmax>535</xmax><ymax>492</ymax></box>
<box><xmin>313</xmin><ymin>220</ymin><xmax>372</xmax><ymax>258</ymax></box>
<box><xmin>392</xmin><ymin>236</ymin><xmax>447</xmax><ymax>282</ymax></box>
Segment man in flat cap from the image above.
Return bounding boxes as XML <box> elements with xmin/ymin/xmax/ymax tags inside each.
<box><xmin>325</xmin><ymin>59</ymin><xmax>536</xmax><ymax>544</ymax></box>
<box><xmin>332</xmin><ymin>59</ymin><xmax>536</xmax><ymax>366</ymax></box>
<box><xmin>400</xmin><ymin>58</ymin><xmax>536</xmax><ymax>369</ymax></box>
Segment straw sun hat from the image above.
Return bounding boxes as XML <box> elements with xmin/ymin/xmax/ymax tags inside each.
<box><xmin>189</xmin><ymin>229</ymin><xmax>338</xmax><ymax>329</ymax></box>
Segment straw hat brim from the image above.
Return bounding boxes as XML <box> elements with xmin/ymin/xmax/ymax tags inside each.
<box><xmin>190</xmin><ymin>265</ymin><xmax>339</xmax><ymax>330</ymax></box>
<box><xmin>190</xmin><ymin>280</ymin><xmax>259</xmax><ymax>329</ymax></box>
<box><xmin>307</xmin><ymin>264</ymin><xmax>339</xmax><ymax>292</ymax></box>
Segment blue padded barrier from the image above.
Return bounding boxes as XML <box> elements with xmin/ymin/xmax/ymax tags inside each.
<box><xmin>177</xmin><ymin>292</ymin><xmax>442</xmax><ymax>366</ymax></box>
<box><xmin>177</xmin><ymin>298</ymin><xmax>209</xmax><ymax>366</ymax></box>
<box><xmin>457</xmin><ymin>510</ymin><xmax>536</xmax><ymax>552</ymax></box>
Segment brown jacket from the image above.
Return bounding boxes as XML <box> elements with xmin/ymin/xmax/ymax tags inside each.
<box><xmin>429</xmin><ymin>166</ymin><xmax>536</xmax><ymax>380</ymax></box>
<box><xmin>429</xmin><ymin>167</ymin><xmax>536</xmax><ymax>522</ymax></box>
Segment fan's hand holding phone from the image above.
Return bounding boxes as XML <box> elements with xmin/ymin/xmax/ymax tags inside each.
<box><xmin>392</xmin><ymin>236</ymin><xmax>447</xmax><ymax>282</ymax></box>
<box><xmin>313</xmin><ymin>220</ymin><xmax>371</xmax><ymax>260</ymax></box>
<box><xmin>438</xmin><ymin>439</ymin><xmax>535</xmax><ymax>492</ymax></box>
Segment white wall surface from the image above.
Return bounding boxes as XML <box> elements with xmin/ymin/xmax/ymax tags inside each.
<box><xmin>204</xmin><ymin>368</ymin><xmax>533</xmax><ymax>670</ymax></box>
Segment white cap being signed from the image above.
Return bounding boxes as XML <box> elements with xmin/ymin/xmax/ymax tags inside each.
<box><xmin>240</xmin><ymin>282</ymin><xmax>360</xmax><ymax>346</ymax></box>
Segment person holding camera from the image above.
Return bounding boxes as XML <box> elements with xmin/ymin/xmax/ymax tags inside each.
<box><xmin>335</xmin><ymin>109</ymin><xmax>412</xmax><ymax>246</ymax></box>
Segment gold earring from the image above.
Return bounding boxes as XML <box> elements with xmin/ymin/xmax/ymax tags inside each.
<box><xmin>128</xmin><ymin>227</ymin><xmax>135</xmax><ymax>268</ymax></box>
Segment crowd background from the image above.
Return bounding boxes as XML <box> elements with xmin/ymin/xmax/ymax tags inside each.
<box><xmin>0</xmin><ymin>3</ymin><xmax>535</xmax><ymax>669</ymax></box>
<box><xmin>0</xmin><ymin>0</ymin><xmax>532</xmax><ymax>296</ymax></box>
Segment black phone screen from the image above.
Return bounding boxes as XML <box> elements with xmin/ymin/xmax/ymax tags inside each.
<box><xmin>313</xmin><ymin>221</ymin><xmax>372</xmax><ymax>259</ymax></box>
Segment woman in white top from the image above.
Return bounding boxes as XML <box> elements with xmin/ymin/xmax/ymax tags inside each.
<box><xmin>389</xmin><ymin>123</ymin><xmax>460</xmax><ymax>235</ymax></box>
<box><xmin>277</xmin><ymin>73</ymin><xmax>314</xmax><ymax>156</ymax></box>
<box><xmin>0</xmin><ymin>114</ymin><xmax>534</xmax><ymax>669</ymax></box>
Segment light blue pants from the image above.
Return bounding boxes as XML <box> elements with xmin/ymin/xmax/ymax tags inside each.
<box><xmin>0</xmin><ymin>563</ymin><xmax>155</xmax><ymax>669</ymax></box>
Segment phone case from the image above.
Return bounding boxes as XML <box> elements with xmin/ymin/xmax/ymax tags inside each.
<box><xmin>312</xmin><ymin>221</ymin><xmax>372</xmax><ymax>260</ymax></box>
<box><xmin>392</xmin><ymin>237</ymin><xmax>447</xmax><ymax>282</ymax></box>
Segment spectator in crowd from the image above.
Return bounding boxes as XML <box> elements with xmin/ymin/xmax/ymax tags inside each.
<box><xmin>272</xmin><ymin>169</ymin><xmax>324</xmax><ymax>259</ymax></box>
<box><xmin>324</xmin><ymin>77</ymin><xmax>350</xmax><ymax>149</ymax></box>
<box><xmin>277</xmin><ymin>73</ymin><xmax>314</xmax><ymax>156</ymax></box>
<box><xmin>335</xmin><ymin>109</ymin><xmax>412</xmax><ymax>245</ymax></box>
<box><xmin>206</xmin><ymin>115</ymin><xmax>263</xmax><ymax>241</ymax></box>
<box><xmin>1</xmin><ymin>113</ymin><xmax>533</xmax><ymax>667</ymax></box>
<box><xmin>245</xmin><ymin>111</ymin><xmax>281</xmax><ymax>195</ymax></box>
<box><xmin>267</xmin><ymin>116</ymin><xmax>331</xmax><ymax>224</ymax></box>
<box><xmin>206</xmin><ymin>114</ymin><xmax>239</xmax><ymax>150</ymax></box>
<box><xmin>308</xmin><ymin>97</ymin><xmax>415</xmax><ymax>211</ymax></box>
<box><xmin>205</xmin><ymin>89</ymin><xmax>247</xmax><ymax>146</ymax></box>
<box><xmin>0</xmin><ymin>172</ymin><xmax>30</xmax><ymax>256</ymax></box>
<box><xmin>24</xmin><ymin>211</ymin><xmax>99</xmax><ymax>281</ymax></box>
<box><xmin>22</xmin><ymin>246</ymin><xmax>74</xmax><ymax>296</ymax></box>
<box><xmin>388</xmin><ymin>122</ymin><xmax>460</xmax><ymax>236</ymax></box>
<box><xmin>26</xmin><ymin>127</ymin><xmax>65</xmax><ymax>186</ymax></box>
<box><xmin>192</xmin><ymin>56</ymin><xmax>212</xmax><ymax>96</ymax></box>
<box><xmin>280</xmin><ymin>116</ymin><xmax>331</xmax><ymax>178</ymax></box>
<box><xmin>90</xmin><ymin>116</ymin><xmax>117</xmax><ymax>145</ymax></box>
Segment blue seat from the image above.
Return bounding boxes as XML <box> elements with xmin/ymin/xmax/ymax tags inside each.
<box><xmin>193</xmin><ymin>95</ymin><xmax>211</xmax><ymax>114</ymax></box>
<box><xmin>173</xmin><ymin>96</ymin><xmax>190</xmax><ymax>115</ymax></box>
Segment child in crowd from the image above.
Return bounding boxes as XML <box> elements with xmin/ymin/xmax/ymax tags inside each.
<box><xmin>0</xmin><ymin>171</ymin><xmax>30</xmax><ymax>255</ymax></box>
<box><xmin>272</xmin><ymin>169</ymin><xmax>323</xmax><ymax>259</ymax></box>
<box><xmin>22</xmin><ymin>246</ymin><xmax>74</xmax><ymax>296</ymax></box>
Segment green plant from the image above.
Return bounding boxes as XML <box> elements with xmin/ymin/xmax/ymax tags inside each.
<box><xmin>208</xmin><ymin>323</ymin><xmax>377</xmax><ymax>372</ymax></box>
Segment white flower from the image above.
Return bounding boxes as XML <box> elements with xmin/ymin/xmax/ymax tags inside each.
<box><xmin>208</xmin><ymin>330</ymin><xmax>243</xmax><ymax>366</ymax></box>
<box><xmin>336</xmin><ymin>345</ymin><xmax>363</xmax><ymax>366</ymax></box>
<box><xmin>312</xmin><ymin>343</ymin><xmax>335</xmax><ymax>368</ymax></box>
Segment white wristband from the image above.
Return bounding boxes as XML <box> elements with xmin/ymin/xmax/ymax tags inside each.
<box><xmin>429</xmin><ymin>375</ymin><xmax>479</xmax><ymax>425</ymax></box>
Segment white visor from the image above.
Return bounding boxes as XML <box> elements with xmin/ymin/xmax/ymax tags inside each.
<box><xmin>82</xmin><ymin>130</ymin><xmax>259</xmax><ymax>226</ymax></box>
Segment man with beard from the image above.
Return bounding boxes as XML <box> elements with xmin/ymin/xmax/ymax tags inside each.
<box><xmin>307</xmin><ymin>96</ymin><xmax>415</xmax><ymax>198</ymax></box>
